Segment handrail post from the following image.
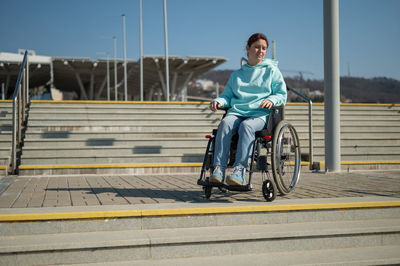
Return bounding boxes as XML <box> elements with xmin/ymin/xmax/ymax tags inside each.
<box><xmin>307</xmin><ymin>99</ymin><xmax>314</xmax><ymax>170</ymax></box>
<box><xmin>10</xmin><ymin>50</ymin><xmax>28</xmax><ymax>174</ymax></box>
<box><xmin>18</xmin><ymin>86</ymin><xmax>22</xmax><ymax>147</ymax></box>
<box><xmin>288</xmin><ymin>87</ymin><xmax>314</xmax><ymax>170</ymax></box>
<box><xmin>11</xmin><ymin>97</ymin><xmax>17</xmax><ymax>173</ymax></box>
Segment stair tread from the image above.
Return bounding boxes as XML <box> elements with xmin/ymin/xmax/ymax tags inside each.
<box><xmin>75</xmin><ymin>245</ymin><xmax>400</xmax><ymax>266</ymax></box>
<box><xmin>1</xmin><ymin>218</ymin><xmax>399</xmax><ymax>253</ymax></box>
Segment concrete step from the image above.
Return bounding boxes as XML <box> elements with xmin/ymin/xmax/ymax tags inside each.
<box><xmin>77</xmin><ymin>246</ymin><xmax>400</xmax><ymax>266</ymax></box>
<box><xmin>21</xmin><ymin>146</ymin><xmax>206</xmax><ymax>157</ymax></box>
<box><xmin>25</xmin><ymin>118</ymin><xmax>400</xmax><ymax>128</ymax></box>
<box><xmin>297</xmin><ymin>131</ymin><xmax>400</xmax><ymax>139</ymax></box>
<box><xmin>0</xmin><ymin>132</ymin><xmax>11</xmax><ymax>138</ymax></box>
<box><xmin>0</xmin><ymin>148</ymin><xmax>10</xmax><ymax>156</ymax></box>
<box><xmin>313</xmin><ymin>154</ymin><xmax>400</xmax><ymax>161</ymax></box>
<box><xmin>24</xmin><ymin>113</ymin><xmax>229</xmax><ymax>120</ymax></box>
<box><xmin>22</xmin><ymin>139</ymin><xmax>398</xmax><ymax>154</ymax></box>
<box><xmin>27</xmin><ymin>119</ymin><xmax>221</xmax><ymax>127</ymax></box>
<box><xmin>0</xmin><ymin>199</ymin><xmax>399</xmax><ymax>265</ymax></box>
<box><xmin>0</xmin><ymin>141</ymin><xmax>12</xmax><ymax>148</ymax></box>
<box><xmin>23</xmin><ymin>131</ymin><xmax>400</xmax><ymax>144</ymax></box>
<box><xmin>0</xmin><ymin>157</ymin><xmax>8</xmax><ymax>165</ymax></box>
<box><xmin>23</xmin><ymin>138</ymin><xmax>207</xmax><ymax>148</ymax></box>
<box><xmin>24</xmin><ymin>131</ymin><xmax>212</xmax><ymax>139</ymax></box>
<box><xmin>1</xmin><ymin>218</ymin><xmax>399</xmax><ymax>264</ymax></box>
<box><xmin>304</xmin><ymin>145</ymin><xmax>400</xmax><ymax>154</ymax></box>
<box><xmin>27</xmin><ymin>107</ymin><xmax>400</xmax><ymax>117</ymax></box>
<box><xmin>25</xmin><ymin>126</ymin><xmax>216</xmax><ymax>134</ymax></box>
<box><xmin>2</xmin><ymin>198</ymin><xmax>399</xmax><ymax>235</ymax></box>
<box><xmin>29</xmin><ymin>101</ymin><xmax>211</xmax><ymax>109</ymax></box>
<box><xmin>20</xmin><ymin>153</ymin><xmax>204</xmax><ymax>165</ymax></box>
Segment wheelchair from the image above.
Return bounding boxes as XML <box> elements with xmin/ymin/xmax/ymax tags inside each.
<box><xmin>197</xmin><ymin>106</ymin><xmax>301</xmax><ymax>202</ymax></box>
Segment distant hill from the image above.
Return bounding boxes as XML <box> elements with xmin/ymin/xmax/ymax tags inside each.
<box><xmin>200</xmin><ymin>70</ymin><xmax>400</xmax><ymax>103</ymax></box>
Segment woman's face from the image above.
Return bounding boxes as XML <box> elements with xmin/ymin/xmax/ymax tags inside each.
<box><xmin>246</xmin><ymin>39</ymin><xmax>268</xmax><ymax>65</ymax></box>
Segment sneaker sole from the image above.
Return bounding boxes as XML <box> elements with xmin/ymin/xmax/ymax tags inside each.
<box><xmin>226</xmin><ymin>177</ymin><xmax>245</xmax><ymax>186</ymax></box>
<box><xmin>209</xmin><ymin>176</ymin><xmax>223</xmax><ymax>183</ymax></box>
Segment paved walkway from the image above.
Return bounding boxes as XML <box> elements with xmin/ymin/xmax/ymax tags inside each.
<box><xmin>0</xmin><ymin>170</ymin><xmax>399</xmax><ymax>209</ymax></box>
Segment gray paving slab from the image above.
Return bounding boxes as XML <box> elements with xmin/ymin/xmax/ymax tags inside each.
<box><xmin>0</xmin><ymin>170</ymin><xmax>399</xmax><ymax>210</ymax></box>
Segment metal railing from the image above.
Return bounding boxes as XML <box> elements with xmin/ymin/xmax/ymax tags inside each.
<box><xmin>10</xmin><ymin>50</ymin><xmax>30</xmax><ymax>174</ymax></box>
<box><xmin>287</xmin><ymin>87</ymin><xmax>314</xmax><ymax>170</ymax></box>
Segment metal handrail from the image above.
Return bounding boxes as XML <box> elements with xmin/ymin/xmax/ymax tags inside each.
<box><xmin>287</xmin><ymin>87</ymin><xmax>314</xmax><ymax>170</ymax></box>
<box><xmin>10</xmin><ymin>50</ymin><xmax>29</xmax><ymax>174</ymax></box>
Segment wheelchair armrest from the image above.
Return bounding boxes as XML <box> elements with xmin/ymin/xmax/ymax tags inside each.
<box><xmin>217</xmin><ymin>106</ymin><xmax>230</xmax><ymax>111</ymax></box>
<box><xmin>270</xmin><ymin>105</ymin><xmax>284</xmax><ymax>111</ymax></box>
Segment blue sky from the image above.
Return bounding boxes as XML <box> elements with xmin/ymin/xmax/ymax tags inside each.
<box><xmin>1</xmin><ymin>0</ymin><xmax>399</xmax><ymax>80</ymax></box>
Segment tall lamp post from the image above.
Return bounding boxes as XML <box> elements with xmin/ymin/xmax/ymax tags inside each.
<box><xmin>163</xmin><ymin>0</ymin><xmax>169</xmax><ymax>101</ymax></box>
<box><xmin>139</xmin><ymin>0</ymin><xmax>144</xmax><ymax>101</ymax></box>
<box><xmin>113</xmin><ymin>36</ymin><xmax>118</xmax><ymax>101</ymax></box>
<box><xmin>122</xmin><ymin>14</ymin><xmax>128</xmax><ymax>101</ymax></box>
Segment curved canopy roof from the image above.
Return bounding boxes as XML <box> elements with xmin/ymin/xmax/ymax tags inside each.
<box><xmin>0</xmin><ymin>51</ymin><xmax>227</xmax><ymax>100</ymax></box>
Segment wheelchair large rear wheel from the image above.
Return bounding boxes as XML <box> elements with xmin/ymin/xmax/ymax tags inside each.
<box><xmin>271</xmin><ymin>121</ymin><xmax>301</xmax><ymax>195</ymax></box>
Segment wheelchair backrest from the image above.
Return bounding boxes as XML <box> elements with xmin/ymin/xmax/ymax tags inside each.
<box><xmin>265</xmin><ymin>106</ymin><xmax>284</xmax><ymax>134</ymax></box>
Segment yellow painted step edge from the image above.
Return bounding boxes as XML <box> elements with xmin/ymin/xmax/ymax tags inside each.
<box><xmin>317</xmin><ymin>160</ymin><xmax>400</xmax><ymax>166</ymax></box>
<box><xmin>19</xmin><ymin>163</ymin><xmax>203</xmax><ymax>169</ymax></box>
<box><xmin>1</xmin><ymin>200</ymin><xmax>399</xmax><ymax>222</ymax></box>
<box><xmin>18</xmin><ymin>161</ymin><xmax>400</xmax><ymax>170</ymax></box>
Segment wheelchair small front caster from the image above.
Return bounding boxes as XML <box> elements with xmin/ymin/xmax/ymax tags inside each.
<box><xmin>262</xmin><ymin>180</ymin><xmax>277</xmax><ymax>202</ymax></box>
<box><xmin>204</xmin><ymin>186</ymin><xmax>212</xmax><ymax>199</ymax></box>
<box><xmin>218</xmin><ymin>186</ymin><xmax>227</xmax><ymax>193</ymax></box>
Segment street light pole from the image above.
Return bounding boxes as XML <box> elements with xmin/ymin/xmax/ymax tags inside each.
<box><xmin>106</xmin><ymin>52</ymin><xmax>110</xmax><ymax>101</ymax></box>
<box><xmin>139</xmin><ymin>0</ymin><xmax>144</xmax><ymax>101</ymax></box>
<box><xmin>113</xmin><ymin>36</ymin><xmax>118</xmax><ymax>101</ymax></box>
<box><xmin>122</xmin><ymin>14</ymin><xmax>128</xmax><ymax>101</ymax></box>
<box><xmin>163</xmin><ymin>0</ymin><xmax>170</xmax><ymax>101</ymax></box>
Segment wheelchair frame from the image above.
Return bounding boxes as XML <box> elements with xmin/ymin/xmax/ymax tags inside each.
<box><xmin>197</xmin><ymin>106</ymin><xmax>301</xmax><ymax>202</ymax></box>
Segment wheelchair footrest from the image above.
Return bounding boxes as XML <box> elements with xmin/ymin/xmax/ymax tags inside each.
<box><xmin>225</xmin><ymin>184</ymin><xmax>252</xmax><ymax>192</ymax></box>
<box><xmin>197</xmin><ymin>179</ymin><xmax>252</xmax><ymax>192</ymax></box>
<box><xmin>197</xmin><ymin>179</ymin><xmax>223</xmax><ymax>187</ymax></box>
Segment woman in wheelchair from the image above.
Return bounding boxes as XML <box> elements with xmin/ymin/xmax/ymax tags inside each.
<box><xmin>209</xmin><ymin>33</ymin><xmax>287</xmax><ymax>186</ymax></box>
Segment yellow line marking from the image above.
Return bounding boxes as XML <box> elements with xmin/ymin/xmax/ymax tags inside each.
<box><xmin>0</xmin><ymin>100</ymin><xmax>12</xmax><ymax>103</ymax></box>
<box><xmin>31</xmin><ymin>100</ymin><xmax>211</xmax><ymax>104</ymax></box>
<box><xmin>341</xmin><ymin>103</ymin><xmax>400</xmax><ymax>107</ymax></box>
<box><xmin>317</xmin><ymin>161</ymin><xmax>400</xmax><ymax>166</ymax></box>
<box><xmin>19</xmin><ymin>163</ymin><xmax>203</xmax><ymax>169</ymax></box>
<box><xmin>1</xmin><ymin>200</ymin><xmax>399</xmax><ymax>222</ymax></box>
<box><xmin>341</xmin><ymin>160</ymin><xmax>400</xmax><ymax>165</ymax></box>
<box><xmin>19</xmin><ymin>160</ymin><xmax>400</xmax><ymax>170</ymax></box>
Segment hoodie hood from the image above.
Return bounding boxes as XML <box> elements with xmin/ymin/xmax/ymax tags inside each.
<box><xmin>242</xmin><ymin>58</ymin><xmax>278</xmax><ymax>69</ymax></box>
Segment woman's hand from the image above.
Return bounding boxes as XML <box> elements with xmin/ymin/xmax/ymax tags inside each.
<box><xmin>260</xmin><ymin>99</ymin><xmax>274</xmax><ymax>109</ymax></box>
<box><xmin>209</xmin><ymin>101</ymin><xmax>221</xmax><ymax>112</ymax></box>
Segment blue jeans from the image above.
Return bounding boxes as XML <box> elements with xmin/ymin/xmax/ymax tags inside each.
<box><xmin>213</xmin><ymin>115</ymin><xmax>266</xmax><ymax>169</ymax></box>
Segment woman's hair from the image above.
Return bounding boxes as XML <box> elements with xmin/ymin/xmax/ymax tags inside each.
<box><xmin>247</xmin><ymin>33</ymin><xmax>269</xmax><ymax>48</ymax></box>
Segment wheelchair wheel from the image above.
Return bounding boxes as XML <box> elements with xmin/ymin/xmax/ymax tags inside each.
<box><xmin>204</xmin><ymin>186</ymin><xmax>212</xmax><ymax>199</ymax></box>
<box><xmin>271</xmin><ymin>121</ymin><xmax>301</xmax><ymax>195</ymax></box>
<box><xmin>262</xmin><ymin>179</ymin><xmax>276</xmax><ymax>202</ymax></box>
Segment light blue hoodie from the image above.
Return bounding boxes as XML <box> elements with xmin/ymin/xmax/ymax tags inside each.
<box><xmin>213</xmin><ymin>58</ymin><xmax>287</xmax><ymax>122</ymax></box>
